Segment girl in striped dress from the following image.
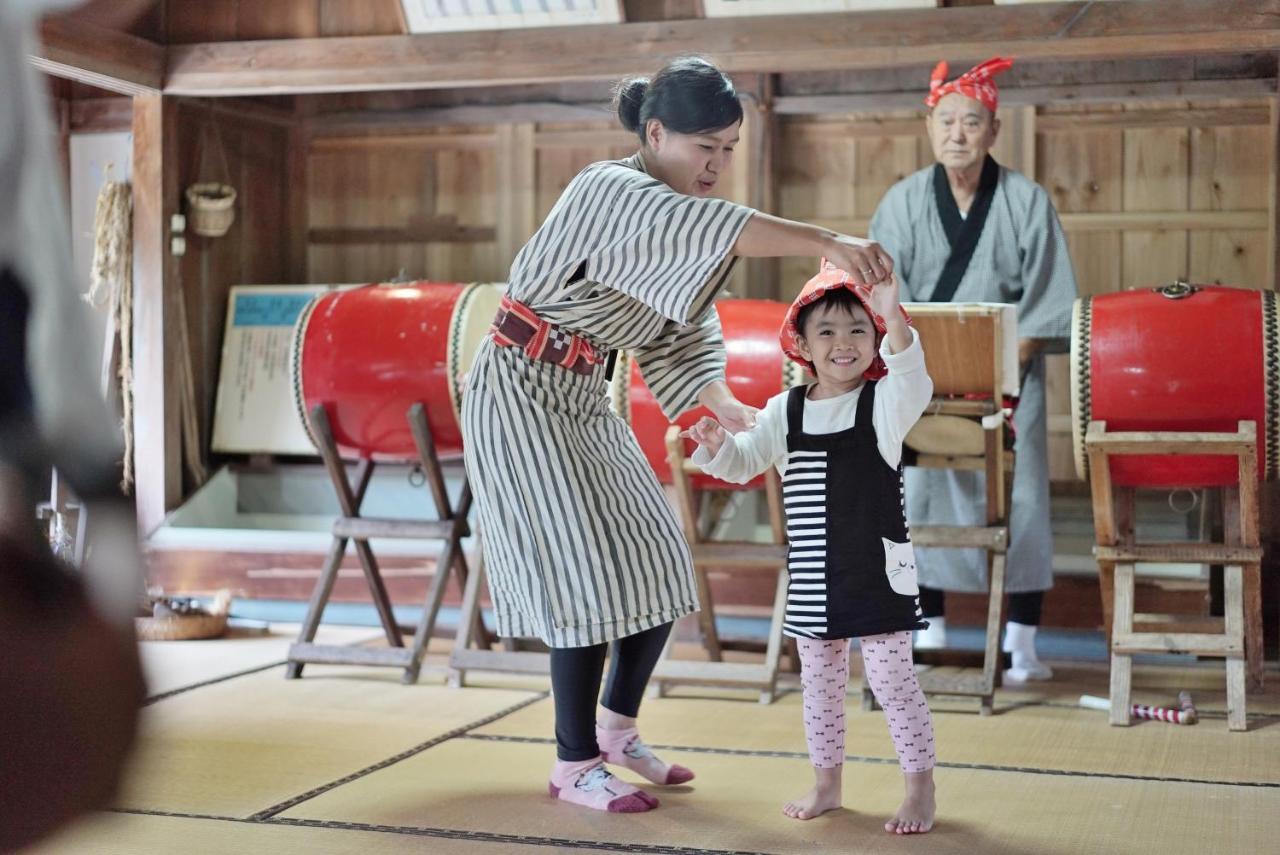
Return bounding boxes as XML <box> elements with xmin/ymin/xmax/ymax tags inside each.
<box><xmin>462</xmin><ymin>57</ymin><xmax>896</xmax><ymax>815</ymax></box>
<box><xmin>684</xmin><ymin>262</ymin><xmax>938</xmax><ymax>833</ymax></box>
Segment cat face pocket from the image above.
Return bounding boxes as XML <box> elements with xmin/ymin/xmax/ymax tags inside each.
<box><xmin>881</xmin><ymin>538</ymin><xmax>919</xmax><ymax>596</ymax></box>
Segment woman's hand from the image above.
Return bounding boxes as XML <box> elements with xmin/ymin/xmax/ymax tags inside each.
<box><xmin>709</xmin><ymin>398</ymin><xmax>758</xmax><ymax>434</ymax></box>
<box><xmin>681</xmin><ymin>416</ymin><xmax>728</xmax><ymax>457</ymax></box>
<box><xmin>697</xmin><ymin>381</ymin><xmax>758</xmax><ymax>434</ymax></box>
<box><xmin>825</xmin><ymin>234</ymin><xmax>894</xmax><ymax>287</ymax></box>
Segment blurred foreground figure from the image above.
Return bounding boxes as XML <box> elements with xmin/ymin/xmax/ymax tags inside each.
<box><xmin>1</xmin><ymin>1</ymin><xmax>150</xmax><ymax>850</ymax></box>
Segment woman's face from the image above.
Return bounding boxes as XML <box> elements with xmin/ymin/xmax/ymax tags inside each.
<box><xmin>642</xmin><ymin>119</ymin><xmax>740</xmax><ymax>197</ymax></box>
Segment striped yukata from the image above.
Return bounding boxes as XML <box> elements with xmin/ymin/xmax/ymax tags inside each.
<box><xmin>462</xmin><ymin>154</ymin><xmax>753</xmax><ymax>648</ymax></box>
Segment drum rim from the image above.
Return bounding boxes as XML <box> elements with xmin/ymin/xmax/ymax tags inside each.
<box><xmin>1069</xmin><ymin>296</ymin><xmax>1091</xmax><ymax>482</ymax></box>
<box><xmin>290</xmin><ymin>292</ymin><xmax>325</xmax><ymax>455</ymax></box>
<box><xmin>447</xmin><ymin>282</ymin><xmax>498</xmax><ymax>427</ymax></box>
<box><xmin>1262</xmin><ymin>290</ymin><xmax>1278</xmax><ymax>480</ymax></box>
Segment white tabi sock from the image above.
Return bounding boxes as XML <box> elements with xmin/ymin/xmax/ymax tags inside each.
<box><xmin>914</xmin><ymin>617</ymin><xmax>947</xmax><ymax>650</ymax></box>
<box><xmin>1002</xmin><ymin>621</ymin><xmax>1053</xmax><ymax>682</ymax></box>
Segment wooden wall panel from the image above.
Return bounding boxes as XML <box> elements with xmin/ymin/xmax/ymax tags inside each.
<box><xmin>236</xmin><ymin>2</ymin><xmax>321</xmax><ymax>40</ymax></box>
<box><xmin>319</xmin><ymin>0</ymin><xmax>406</xmax><ymax>36</ymax></box>
<box><xmin>1122</xmin><ymin>126</ymin><xmax>1190</xmax><ymax>287</ymax></box>
<box><xmin>306</xmin><ymin>132</ymin><xmax>502</xmax><ymax>285</ymax></box>
<box><xmin>176</xmin><ymin>105</ymin><xmax>291</xmax><ymax>483</ymax></box>
<box><xmin>1039</xmin><ymin>128</ymin><xmax>1122</xmax><ymax>299</ymax></box>
<box><xmin>166</xmin><ymin>0</ymin><xmax>238</xmax><ymax>43</ymax></box>
<box><xmin>166</xmin><ymin>0</ymin><xmax>405</xmax><ymax>42</ymax></box>
<box><xmin>1188</xmin><ymin>124</ymin><xmax>1270</xmax><ymax>288</ymax></box>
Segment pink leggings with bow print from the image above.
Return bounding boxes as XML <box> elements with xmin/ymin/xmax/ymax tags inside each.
<box><xmin>798</xmin><ymin>633</ymin><xmax>935</xmax><ymax>772</ymax></box>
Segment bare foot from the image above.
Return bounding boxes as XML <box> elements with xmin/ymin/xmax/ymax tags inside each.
<box><xmin>885</xmin><ymin>769</ymin><xmax>935</xmax><ymax>834</ymax></box>
<box><xmin>783</xmin><ymin>767</ymin><xmax>842</xmax><ymax>820</ymax></box>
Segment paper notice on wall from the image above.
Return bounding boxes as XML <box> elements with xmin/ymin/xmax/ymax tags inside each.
<box><xmin>211</xmin><ymin>286</ymin><xmax>325</xmax><ymax>455</ymax></box>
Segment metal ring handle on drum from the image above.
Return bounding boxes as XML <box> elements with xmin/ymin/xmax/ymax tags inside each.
<box><xmin>408</xmin><ymin>464</ymin><xmax>427</xmax><ymax>488</ymax></box>
<box><xmin>1154</xmin><ymin>280</ymin><xmax>1200</xmax><ymax>300</ymax></box>
<box><xmin>1167</xmin><ymin>488</ymin><xmax>1199</xmax><ymax>515</ymax></box>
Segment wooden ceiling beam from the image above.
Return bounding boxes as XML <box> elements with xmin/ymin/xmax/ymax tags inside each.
<box><xmin>776</xmin><ymin>77</ymin><xmax>1280</xmax><ymax>115</ymax></box>
<box><xmin>163</xmin><ymin>1</ymin><xmax>1280</xmax><ymax>96</ymax></box>
<box><xmin>33</xmin><ymin>16</ymin><xmax>164</xmax><ymax>95</ymax></box>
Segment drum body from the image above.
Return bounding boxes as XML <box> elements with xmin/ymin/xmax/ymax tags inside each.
<box><xmin>292</xmin><ymin>281</ymin><xmax>504</xmax><ymax>459</ymax></box>
<box><xmin>1071</xmin><ymin>284</ymin><xmax>1278</xmax><ymax>488</ymax></box>
<box><xmin>611</xmin><ymin>299</ymin><xmax>802</xmax><ymax>490</ymax></box>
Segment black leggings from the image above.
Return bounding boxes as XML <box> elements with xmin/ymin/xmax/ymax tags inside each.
<box><xmin>549</xmin><ymin>621</ymin><xmax>672</xmax><ymax>762</ymax></box>
<box><xmin>919</xmin><ymin>586</ymin><xmax>1045</xmax><ymax>627</ymax></box>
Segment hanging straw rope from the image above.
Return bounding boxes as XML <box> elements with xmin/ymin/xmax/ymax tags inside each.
<box><xmin>87</xmin><ymin>165</ymin><xmax>135</xmax><ymax>491</ymax></box>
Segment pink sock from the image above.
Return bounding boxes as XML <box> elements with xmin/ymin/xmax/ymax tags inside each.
<box><xmin>549</xmin><ymin>756</ymin><xmax>658</xmax><ymax>812</ymax></box>
<box><xmin>596</xmin><ymin>725</ymin><xmax>695</xmax><ymax>786</ymax></box>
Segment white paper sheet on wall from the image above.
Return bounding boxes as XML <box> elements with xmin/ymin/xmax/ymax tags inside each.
<box><xmin>211</xmin><ymin>285</ymin><xmax>326</xmax><ymax>455</ymax></box>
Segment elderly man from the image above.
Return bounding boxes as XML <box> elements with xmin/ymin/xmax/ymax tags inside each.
<box><xmin>869</xmin><ymin>58</ymin><xmax>1078</xmax><ymax>682</ymax></box>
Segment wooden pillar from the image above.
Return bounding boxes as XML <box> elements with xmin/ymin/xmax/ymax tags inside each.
<box><xmin>742</xmin><ymin>73</ymin><xmax>778</xmax><ymax>300</ymax></box>
<box><xmin>496</xmin><ymin>122</ymin><xmax>537</xmax><ymax>279</ymax></box>
<box><xmin>130</xmin><ymin>93</ymin><xmax>181</xmax><ymax>536</ymax></box>
<box><xmin>287</xmin><ymin>104</ymin><xmax>312</xmax><ymax>283</ymax></box>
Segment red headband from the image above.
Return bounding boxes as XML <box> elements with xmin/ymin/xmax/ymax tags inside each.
<box><xmin>924</xmin><ymin>56</ymin><xmax>1014</xmax><ymax>114</ymax></box>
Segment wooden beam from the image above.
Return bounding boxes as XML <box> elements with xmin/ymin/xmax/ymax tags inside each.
<box><xmin>819</xmin><ymin>210</ymin><xmax>1269</xmax><ymax>237</ymax></box>
<box><xmin>69</xmin><ymin>97</ymin><xmax>133</xmax><ymax>133</ymax></box>
<box><xmin>309</xmin><ymin>216</ymin><xmax>496</xmax><ymax>245</ymax></box>
<box><xmin>775</xmin><ymin>78</ymin><xmax>1279</xmax><ymax>115</ymax></box>
<box><xmin>310</xmin><ymin>133</ymin><xmax>496</xmax><ymax>151</ymax></box>
<box><xmin>309</xmin><ymin>101</ymin><xmax>613</xmax><ymax>135</ymax></box>
<box><xmin>164</xmin><ymin>1</ymin><xmax>1280</xmax><ymax>96</ymax></box>
<box><xmin>33</xmin><ymin>16</ymin><xmax>163</xmax><ymax>96</ymax></box>
<box><xmin>1037</xmin><ymin>106</ymin><xmax>1269</xmax><ymax>131</ymax></box>
<box><xmin>131</xmin><ymin>94</ymin><xmax>182</xmax><ymax>536</ymax></box>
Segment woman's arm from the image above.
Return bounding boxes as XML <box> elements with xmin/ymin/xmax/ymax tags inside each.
<box><xmin>732</xmin><ymin>211</ymin><xmax>894</xmax><ymax>287</ymax></box>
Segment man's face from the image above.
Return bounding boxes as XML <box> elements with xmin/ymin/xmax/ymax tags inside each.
<box><xmin>926</xmin><ymin>92</ymin><xmax>1000</xmax><ymax>173</ymax></box>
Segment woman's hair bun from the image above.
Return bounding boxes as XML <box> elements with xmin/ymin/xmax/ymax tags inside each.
<box><xmin>613</xmin><ymin>77</ymin><xmax>649</xmax><ymax>132</ymax></box>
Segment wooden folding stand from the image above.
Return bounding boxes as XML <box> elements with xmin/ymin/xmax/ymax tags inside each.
<box><xmin>286</xmin><ymin>403</ymin><xmax>487</xmax><ymax>684</ymax></box>
<box><xmin>447</xmin><ymin>552</ymin><xmax>555</xmax><ymax>687</ymax></box>
<box><xmin>647</xmin><ymin>426</ymin><xmax>796</xmax><ymax>704</ymax></box>
<box><xmin>1088</xmin><ymin>420</ymin><xmax>1262</xmax><ymax>732</ymax></box>
<box><xmin>863</xmin><ymin>303</ymin><xmax>1015</xmax><ymax>715</ymax></box>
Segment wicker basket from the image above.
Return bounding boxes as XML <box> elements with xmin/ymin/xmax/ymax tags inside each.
<box><xmin>135</xmin><ymin>590</ymin><xmax>232</xmax><ymax>641</ymax></box>
<box><xmin>185</xmin><ymin>182</ymin><xmax>237</xmax><ymax>238</ymax></box>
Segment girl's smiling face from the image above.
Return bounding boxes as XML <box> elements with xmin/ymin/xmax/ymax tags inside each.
<box><xmin>794</xmin><ymin>297</ymin><xmax>878</xmax><ymax>391</ymax></box>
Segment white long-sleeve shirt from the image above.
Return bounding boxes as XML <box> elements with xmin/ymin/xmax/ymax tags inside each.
<box><xmin>691</xmin><ymin>328</ymin><xmax>933</xmax><ymax>481</ymax></box>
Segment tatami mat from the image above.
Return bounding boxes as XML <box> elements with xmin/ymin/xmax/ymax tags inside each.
<box><xmin>20</xmin><ymin>811</ymin><xmax>609</xmax><ymax>855</ymax></box>
<box><xmin>117</xmin><ymin>666</ymin><xmax>541</xmax><ymax>818</ymax></box>
<box><xmin>139</xmin><ymin>624</ymin><xmax>383</xmax><ymax>698</ymax></box>
<box><xmin>278</xmin><ymin>737</ymin><xmax>1280</xmax><ymax>855</ymax></box>
<box><xmin>18</xmin><ymin>639</ymin><xmax>1280</xmax><ymax>855</ymax></box>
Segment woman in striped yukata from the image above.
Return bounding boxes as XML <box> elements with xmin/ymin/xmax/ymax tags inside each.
<box><xmin>462</xmin><ymin>57</ymin><xmax>895</xmax><ymax>814</ymax></box>
<box><xmin>684</xmin><ymin>263</ymin><xmax>937</xmax><ymax>833</ymax></box>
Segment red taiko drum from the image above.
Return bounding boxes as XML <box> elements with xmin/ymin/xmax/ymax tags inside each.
<box><xmin>1071</xmin><ymin>283</ymin><xmax>1278</xmax><ymax>488</ymax></box>
<box><xmin>292</xmin><ymin>281</ymin><xmax>504</xmax><ymax>459</ymax></box>
<box><xmin>611</xmin><ymin>299</ymin><xmax>802</xmax><ymax>490</ymax></box>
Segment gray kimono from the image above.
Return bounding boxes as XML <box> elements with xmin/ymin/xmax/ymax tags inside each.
<box><xmin>870</xmin><ymin>163</ymin><xmax>1077</xmax><ymax>593</ymax></box>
